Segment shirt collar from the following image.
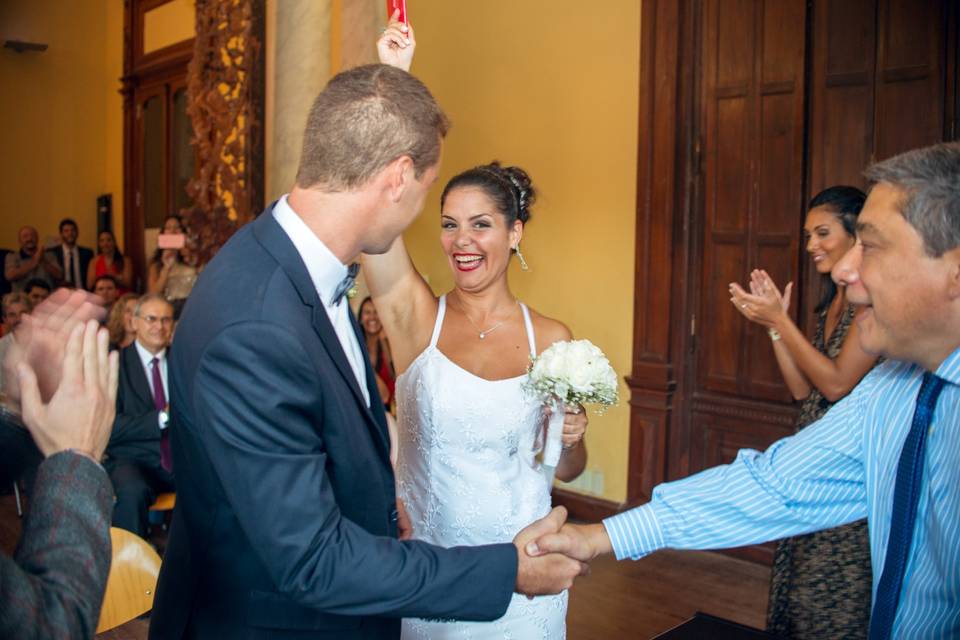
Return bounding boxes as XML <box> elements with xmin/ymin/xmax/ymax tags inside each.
<box><xmin>134</xmin><ymin>339</ymin><xmax>166</xmax><ymax>369</ymax></box>
<box><xmin>272</xmin><ymin>195</ymin><xmax>348</xmax><ymax>308</ymax></box>
<box><xmin>934</xmin><ymin>346</ymin><xmax>960</xmax><ymax>386</ymax></box>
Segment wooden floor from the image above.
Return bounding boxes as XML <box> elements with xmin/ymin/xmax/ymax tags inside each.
<box><xmin>1</xmin><ymin>492</ymin><xmax>770</xmax><ymax>639</ymax></box>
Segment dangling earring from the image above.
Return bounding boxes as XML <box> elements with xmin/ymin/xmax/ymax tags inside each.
<box><xmin>513</xmin><ymin>244</ymin><xmax>529</xmax><ymax>271</ymax></box>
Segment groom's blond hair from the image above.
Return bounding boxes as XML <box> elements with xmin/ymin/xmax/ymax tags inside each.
<box><xmin>296</xmin><ymin>64</ymin><xmax>450</xmax><ymax>192</ymax></box>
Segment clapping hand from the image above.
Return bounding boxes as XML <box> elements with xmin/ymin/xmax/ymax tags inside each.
<box><xmin>2</xmin><ymin>288</ymin><xmax>106</xmax><ymax>412</ymax></box>
<box><xmin>18</xmin><ymin>319</ymin><xmax>118</xmax><ymax>460</ymax></box>
<box><xmin>513</xmin><ymin>507</ymin><xmax>590</xmax><ymax>597</ymax></box>
<box><xmin>377</xmin><ymin>9</ymin><xmax>415</xmax><ymax>72</ymax></box>
<box><xmin>729</xmin><ymin>269</ymin><xmax>792</xmax><ymax>328</ymax></box>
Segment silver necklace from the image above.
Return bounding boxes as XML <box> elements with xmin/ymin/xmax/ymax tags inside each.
<box><xmin>460</xmin><ymin>299</ymin><xmax>518</xmax><ymax>340</ymax></box>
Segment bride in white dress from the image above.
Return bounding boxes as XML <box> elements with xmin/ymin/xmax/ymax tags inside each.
<box><xmin>368</xmin><ymin>22</ymin><xmax>589</xmax><ymax>640</ymax></box>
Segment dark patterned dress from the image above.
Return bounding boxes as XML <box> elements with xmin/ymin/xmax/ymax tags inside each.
<box><xmin>766</xmin><ymin>303</ymin><xmax>873</xmax><ymax>639</ymax></box>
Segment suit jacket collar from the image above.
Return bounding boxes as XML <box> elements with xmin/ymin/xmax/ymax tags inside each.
<box><xmin>251</xmin><ymin>205</ymin><xmax>391</xmax><ymax>461</ymax></box>
<box><xmin>122</xmin><ymin>344</ymin><xmax>154</xmax><ymax>409</ymax></box>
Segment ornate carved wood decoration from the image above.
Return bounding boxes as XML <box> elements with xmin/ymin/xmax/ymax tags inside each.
<box><xmin>184</xmin><ymin>0</ymin><xmax>265</xmax><ymax>264</ymax></box>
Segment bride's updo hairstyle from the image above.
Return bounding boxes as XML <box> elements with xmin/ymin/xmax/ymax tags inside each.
<box><xmin>440</xmin><ymin>161</ymin><xmax>536</xmax><ymax>226</ymax></box>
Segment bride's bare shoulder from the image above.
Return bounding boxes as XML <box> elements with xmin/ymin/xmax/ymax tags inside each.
<box><xmin>525</xmin><ymin>306</ymin><xmax>572</xmax><ymax>352</ymax></box>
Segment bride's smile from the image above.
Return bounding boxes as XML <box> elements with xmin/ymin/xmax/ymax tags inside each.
<box><xmin>440</xmin><ymin>186</ymin><xmax>521</xmax><ymax>288</ymax></box>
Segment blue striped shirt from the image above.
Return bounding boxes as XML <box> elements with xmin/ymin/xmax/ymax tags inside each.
<box><xmin>604</xmin><ymin>348</ymin><xmax>960</xmax><ymax>638</ymax></box>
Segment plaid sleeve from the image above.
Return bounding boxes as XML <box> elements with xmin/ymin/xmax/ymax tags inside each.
<box><xmin>0</xmin><ymin>451</ymin><xmax>113</xmax><ymax>640</ymax></box>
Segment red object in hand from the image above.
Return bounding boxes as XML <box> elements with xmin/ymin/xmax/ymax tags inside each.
<box><xmin>386</xmin><ymin>0</ymin><xmax>407</xmax><ymax>27</ymax></box>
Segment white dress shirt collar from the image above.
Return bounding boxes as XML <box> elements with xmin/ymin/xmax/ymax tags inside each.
<box><xmin>134</xmin><ymin>340</ymin><xmax>166</xmax><ymax>368</ymax></box>
<box><xmin>272</xmin><ymin>195</ymin><xmax>370</xmax><ymax>407</ymax></box>
<box><xmin>272</xmin><ymin>195</ymin><xmax>348</xmax><ymax>308</ymax></box>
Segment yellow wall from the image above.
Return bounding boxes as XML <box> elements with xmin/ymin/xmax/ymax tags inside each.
<box><xmin>402</xmin><ymin>1</ymin><xmax>640</xmax><ymax>503</ymax></box>
<box><xmin>144</xmin><ymin>0</ymin><xmax>195</xmax><ymax>53</ymax></box>
<box><xmin>0</xmin><ymin>0</ymin><xmax>124</xmax><ymax>253</ymax></box>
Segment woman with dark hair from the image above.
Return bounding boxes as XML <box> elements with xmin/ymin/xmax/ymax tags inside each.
<box><xmin>730</xmin><ymin>185</ymin><xmax>878</xmax><ymax>638</ymax></box>
<box><xmin>370</xmin><ymin>21</ymin><xmax>590</xmax><ymax>638</ymax></box>
<box><xmin>86</xmin><ymin>230</ymin><xmax>133</xmax><ymax>292</ymax></box>
<box><xmin>148</xmin><ymin>215</ymin><xmax>198</xmax><ymax>318</ymax></box>
<box><xmin>358</xmin><ymin>296</ymin><xmax>397</xmax><ymax>412</ymax></box>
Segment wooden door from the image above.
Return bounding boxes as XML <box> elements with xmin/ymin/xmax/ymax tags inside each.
<box><xmin>684</xmin><ymin>0</ymin><xmax>808</xmax><ymax>563</ymax></box>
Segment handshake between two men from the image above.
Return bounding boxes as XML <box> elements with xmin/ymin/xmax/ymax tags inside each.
<box><xmin>512</xmin><ymin>506</ymin><xmax>613</xmax><ymax>596</ymax></box>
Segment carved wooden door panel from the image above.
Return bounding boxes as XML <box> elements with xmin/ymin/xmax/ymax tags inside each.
<box><xmin>685</xmin><ymin>0</ymin><xmax>807</xmax><ymax>562</ymax></box>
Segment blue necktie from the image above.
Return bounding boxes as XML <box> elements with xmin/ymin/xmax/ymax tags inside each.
<box><xmin>869</xmin><ymin>371</ymin><xmax>946</xmax><ymax>640</ymax></box>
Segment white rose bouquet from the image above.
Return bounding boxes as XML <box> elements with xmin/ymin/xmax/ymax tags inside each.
<box><xmin>524</xmin><ymin>339</ymin><xmax>619</xmax><ymax>474</ymax></box>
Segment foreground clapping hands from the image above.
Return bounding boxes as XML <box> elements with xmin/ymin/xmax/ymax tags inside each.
<box><xmin>18</xmin><ymin>319</ymin><xmax>118</xmax><ymax>460</ymax></box>
<box><xmin>2</xmin><ymin>288</ymin><xmax>106</xmax><ymax>412</ymax></box>
<box><xmin>513</xmin><ymin>506</ymin><xmax>590</xmax><ymax>596</ymax></box>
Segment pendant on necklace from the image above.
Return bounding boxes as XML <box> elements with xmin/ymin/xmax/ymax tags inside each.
<box><xmin>479</xmin><ymin>332</ymin><xmax>486</xmax><ymax>339</ymax></box>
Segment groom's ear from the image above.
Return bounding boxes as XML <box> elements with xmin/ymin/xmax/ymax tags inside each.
<box><xmin>382</xmin><ymin>155</ymin><xmax>415</xmax><ymax>203</ymax></box>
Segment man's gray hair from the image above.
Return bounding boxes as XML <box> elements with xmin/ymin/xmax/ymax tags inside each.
<box><xmin>134</xmin><ymin>293</ymin><xmax>173</xmax><ymax>317</ymax></box>
<box><xmin>864</xmin><ymin>142</ymin><xmax>960</xmax><ymax>256</ymax></box>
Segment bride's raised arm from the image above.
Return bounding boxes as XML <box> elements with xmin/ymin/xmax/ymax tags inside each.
<box><xmin>363</xmin><ymin>16</ymin><xmax>438</xmax><ymax>374</ymax></box>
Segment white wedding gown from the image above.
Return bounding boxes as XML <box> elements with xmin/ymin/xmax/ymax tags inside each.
<box><xmin>396</xmin><ymin>295</ymin><xmax>567</xmax><ymax>639</ymax></box>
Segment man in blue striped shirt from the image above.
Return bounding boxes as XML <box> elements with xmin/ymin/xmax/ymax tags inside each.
<box><xmin>531</xmin><ymin>142</ymin><xmax>960</xmax><ymax>638</ymax></box>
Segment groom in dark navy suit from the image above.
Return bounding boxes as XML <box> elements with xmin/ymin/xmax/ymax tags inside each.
<box><xmin>149</xmin><ymin>64</ymin><xmax>584</xmax><ymax>639</ymax></box>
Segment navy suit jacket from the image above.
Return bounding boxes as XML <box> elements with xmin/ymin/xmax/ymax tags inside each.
<box><xmin>149</xmin><ymin>206</ymin><xmax>517</xmax><ymax>639</ymax></box>
<box><xmin>107</xmin><ymin>345</ymin><xmax>164</xmax><ymax>468</ymax></box>
<box><xmin>50</xmin><ymin>245</ymin><xmax>94</xmax><ymax>289</ymax></box>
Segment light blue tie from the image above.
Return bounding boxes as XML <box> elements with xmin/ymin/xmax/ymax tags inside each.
<box><xmin>868</xmin><ymin>371</ymin><xmax>946</xmax><ymax>640</ymax></box>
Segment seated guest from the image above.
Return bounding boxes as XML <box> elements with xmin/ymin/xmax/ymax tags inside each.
<box><xmin>94</xmin><ymin>274</ymin><xmax>119</xmax><ymax>307</ymax></box>
<box><xmin>0</xmin><ymin>292</ymin><xmax>28</xmax><ymax>339</ymax></box>
<box><xmin>87</xmin><ymin>230</ymin><xmax>133</xmax><ymax>293</ymax></box>
<box><xmin>147</xmin><ymin>215</ymin><xmax>198</xmax><ymax>319</ymax></box>
<box><xmin>50</xmin><ymin>218</ymin><xmax>94</xmax><ymax>290</ymax></box>
<box><xmin>106</xmin><ymin>294</ymin><xmax>175</xmax><ymax>537</ymax></box>
<box><xmin>1</xmin><ymin>312</ymin><xmax>118</xmax><ymax>640</ymax></box>
<box><xmin>358</xmin><ymin>296</ymin><xmax>396</xmax><ymax>412</ymax></box>
<box><xmin>0</xmin><ymin>293</ymin><xmax>30</xmax><ymax>395</ymax></box>
<box><xmin>107</xmin><ymin>293</ymin><xmax>138</xmax><ymax>350</ymax></box>
<box><xmin>23</xmin><ymin>279</ymin><xmax>51</xmax><ymax>309</ymax></box>
<box><xmin>4</xmin><ymin>226</ymin><xmax>61</xmax><ymax>293</ymax></box>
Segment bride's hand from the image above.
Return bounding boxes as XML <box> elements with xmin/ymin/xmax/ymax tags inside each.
<box><xmin>561</xmin><ymin>404</ymin><xmax>587</xmax><ymax>450</ymax></box>
<box><xmin>377</xmin><ymin>10</ymin><xmax>415</xmax><ymax>72</ymax></box>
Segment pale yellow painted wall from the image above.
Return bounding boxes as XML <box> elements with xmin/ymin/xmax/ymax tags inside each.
<box><xmin>401</xmin><ymin>1</ymin><xmax>640</xmax><ymax>503</ymax></box>
<box><xmin>143</xmin><ymin>0</ymin><xmax>195</xmax><ymax>53</ymax></box>
<box><xmin>0</xmin><ymin>0</ymin><xmax>124</xmax><ymax>253</ymax></box>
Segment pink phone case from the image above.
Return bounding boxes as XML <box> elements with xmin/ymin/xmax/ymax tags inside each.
<box><xmin>157</xmin><ymin>233</ymin><xmax>186</xmax><ymax>250</ymax></box>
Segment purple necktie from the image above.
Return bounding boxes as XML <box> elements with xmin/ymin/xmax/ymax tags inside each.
<box><xmin>151</xmin><ymin>357</ymin><xmax>172</xmax><ymax>472</ymax></box>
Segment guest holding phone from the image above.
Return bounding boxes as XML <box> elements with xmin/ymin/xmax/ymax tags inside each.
<box><xmin>147</xmin><ymin>215</ymin><xmax>198</xmax><ymax>318</ymax></box>
<box><xmin>729</xmin><ymin>186</ymin><xmax>879</xmax><ymax>639</ymax></box>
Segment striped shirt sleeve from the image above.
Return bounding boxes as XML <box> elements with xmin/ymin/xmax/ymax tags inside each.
<box><xmin>603</xmin><ymin>382</ymin><xmax>871</xmax><ymax>561</ymax></box>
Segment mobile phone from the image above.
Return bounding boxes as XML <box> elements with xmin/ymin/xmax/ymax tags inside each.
<box><xmin>386</xmin><ymin>0</ymin><xmax>407</xmax><ymax>28</ymax></box>
<box><xmin>157</xmin><ymin>233</ymin><xmax>186</xmax><ymax>250</ymax></box>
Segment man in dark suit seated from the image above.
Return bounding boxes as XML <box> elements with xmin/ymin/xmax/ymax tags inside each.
<box><xmin>106</xmin><ymin>293</ymin><xmax>175</xmax><ymax>538</ymax></box>
<box><xmin>50</xmin><ymin>218</ymin><xmax>94</xmax><ymax>290</ymax></box>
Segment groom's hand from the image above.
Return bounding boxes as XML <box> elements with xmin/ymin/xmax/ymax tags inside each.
<box><xmin>526</xmin><ymin>522</ymin><xmax>613</xmax><ymax>563</ymax></box>
<box><xmin>513</xmin><ymin>507</ymin><xmax>589</xmax><ymax>596</ymax></box>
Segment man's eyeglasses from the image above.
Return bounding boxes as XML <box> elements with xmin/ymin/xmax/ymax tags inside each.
<box><xmin>139</xmin><ymin>314</ymin><xmax>174</xmax><ymax>327</ymax></box>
